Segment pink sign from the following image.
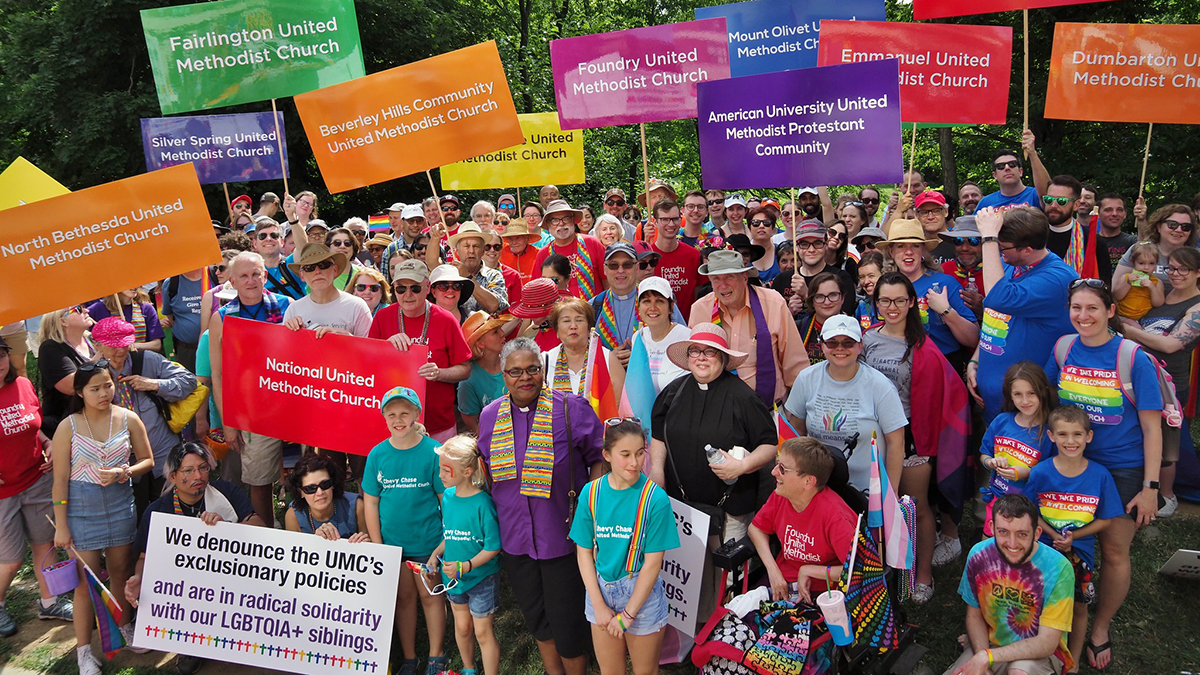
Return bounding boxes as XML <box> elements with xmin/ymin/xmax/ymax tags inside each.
<box><xmin>550</xmin><ymin>19</ymin><xmax>731</xmax><ymax>130</ymax></box>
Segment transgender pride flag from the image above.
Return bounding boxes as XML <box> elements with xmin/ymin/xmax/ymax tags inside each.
<box><xmin>867</xmin><ymin>432</ymin><xmax>913</xmax><ymax>571</ymax></box>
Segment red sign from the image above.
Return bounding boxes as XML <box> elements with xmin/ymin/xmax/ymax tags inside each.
<box><xmin>817</xmin><ymin>21</ymin><xmax>1013</xmax><ymax>125</ymax></box>
<box><xmin>913</xmin><ymin>0</ymin><xmax>1122</xmax><ymax>20</ymax></box>
<box><xmin>221</xmin><ymin>318</ymin><xmax>428</xmax><ymax>455</ymax></box>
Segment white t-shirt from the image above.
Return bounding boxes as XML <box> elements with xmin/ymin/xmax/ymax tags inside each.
<box><xmin>282</xmin><ymin>291</ymin><xmax>373</xmax><ymax>337</ymax></box>
<box><xmin>639</xmin><ymin>324</ymin><xmax>691</xmax><ymax>392</ymax></box>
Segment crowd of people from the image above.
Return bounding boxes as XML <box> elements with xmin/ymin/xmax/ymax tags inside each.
<box><xmin>1</xmin><ymin>130</ymin><xmax>1197</xmax><ymax>675</ymax></box>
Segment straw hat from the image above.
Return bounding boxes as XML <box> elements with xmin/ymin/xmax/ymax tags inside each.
<box><xmin>875</xmin><ymin>219</ymin><xmax>940</xmax><ymax>251</ymax></box>
<box><xmin>666</xmin><ymin>323</ymin><xmax>748</xmax><ymax>370</ymax></box>
<box><xmin>365</xmin><ymin>233</ymin><xmax>394</xmax><ymax>249</ymax></box>
<box><xmin>286</xmin><ymin>242</ymin><xmax>349</xmax><ymax>276</ymax></box>
<box><xmin>462</xmin><ymin>310</ymin><xmax>513</xmax><ymax>348</ymax></box>
<box><xmin>448</xmin><ymin>223</ymin><xmax>488</xmax><ymax>249</ymax></box>
<box><xmin>428</xmin><ymin>264</ymin><xmax>475</xmax><ymax>299</ymax></box>
<box><xmin>543</xmin><ymin>199</ymin><xmax>582</xmax><ymax>224</ymax></box>
<box><xmin>500</xmin><ymin>218</ymin><xmax>533</xmax><ymax>238</ymax></box>
<box><xmin>510</xmin><ymin>278</ymin><xmax>568</xmax><ymax>319</ymax></box>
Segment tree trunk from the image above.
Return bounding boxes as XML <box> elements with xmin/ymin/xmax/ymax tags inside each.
<box><xmin>939</xmin><ymin>127</ymin><xmax>958</xmax><ymax>200</ymax></box>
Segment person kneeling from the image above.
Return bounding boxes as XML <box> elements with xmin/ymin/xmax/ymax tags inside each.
<box><xmin>945</xmin><ymin>494</ymin><xmax>1075</xmax><ymax>675</ymax></box>
<box><xmin>748</xmin><ymin>437</ymin><xmax>856</xmax><ymax>603</ymax></box>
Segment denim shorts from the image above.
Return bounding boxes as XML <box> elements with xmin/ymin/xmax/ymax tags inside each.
<box><xmin>67</xmin><ymin>480</ymin><xmax>136</xmax><ymax>551</ymax></box>
<box><xmin>583</xmin><ymin>571</ymin><xmax>669</xmax><ymax>636</ymax></box>
<box><xmin>446</xmin><ymin>572</ymin><xmax>499</xmax><ymax>618</ymax></box>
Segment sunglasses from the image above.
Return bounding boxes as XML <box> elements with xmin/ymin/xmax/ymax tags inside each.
<box><xmin>605</xmin><ymin>199</ymin><xmax>626</xmax><ymax>207</ymax></box>
<box><xmin>1069</xmin><ymin>278</ymin><xmax>1108</xmax><ymax>290</ymax></box>
<box><xmin>441</xmin><ymin>204</ymin><xmax>459</xmax><ymax>212</ymax></box>
<box><xmin>351</xmin><ymin>230</ymin><xmax>367</xmax><ymax>238</ymax></box>
<box><xmin>329</xmin><ymin>239</ymin><xmax>354</xmax><ymax>248</ymax></box>
<box><xmin>847</xmin><ymin>201</ymin><xmax>864</xmax><ymax>207</ymax></box>
<box><xmin>299</xmin><ymin>478</ymin><xmax>335</xmax><ymax>495</ymax></box>
<box><xmin>822</xmin><ymin>338</ymin><xmax>857</xmax><ymax>350</ymax></box>
<box><xmin>211</xmin><ymin>263</ymin><xmax>227</xmax><ymax>274</ymax></box>
<box><xmin>504</xmin><ymin>365</ymin><xmax>543</xmax><ymax>378</ymax></box>
<box><xmin>707</xmin><ymin>199</ymin><xmax>724</xmax><ymax>206</ymax></box>
<box><xmin>1165</xmin><ymin>219</ymin><xmax>1194</xmax><ymax>232</ymax></box>
<box><xmin>300</xmin><ymin>260</ymin><xmax>336</xmax><ymax>273</ymax></box>
<box><xmin>606</xmin><ymin>261</ymin><xmax>636</xmax><ymax>270</ymax></box>
<box><xmin>483</xmin><ymin>243</ymin><xmax>503</xmax><ymax>252</ymax></box>
<box><xmin>431</xmin><ymin>281</ymin><xmax>466</xmax><ymax>292</ymax></box>
<box><xmin>257</xmin><ymin>232</ymin><xmax>281</xmax><ymax>240</ymax></box>
<box><xmin>750</xmin><ymin>219</ymin><xmax>774</xmax><ymax>228</ymax></box>
<box><xmin>66</xmin><ymin>304</ymin><xmax>87</xmax><ymax>316</ymax></box>
<box><xmin>859</xmin><ymin>198</ymin><xmax>880</xmax><ymax>205</ymax></box>
<box><xmin>413</xmin><ymin>244</ymin><xmax>429</xmax><ymax>252</ymax></box>
<box><xmin>638</xmin><ymin>260</ymin><xmax>657</xmax><ymax>270</ymax></box>
<box><xmin>394</xmin><ymin>283</ymin><xmax>425</xmax><ymax>295</ymax></box>
<box><xmin>498</xmin><ymin>203</ymin><xmax>516</xmax><ymax>211</ymax></box>
<box><xmin>354</xmin><ymin>283</ymin><xmax>382</xmax><ymax>293</ymax></box>
<box><xmin>954</xmin><ymin>237</ymin><xmax>982</xmax><ymax>247</ymax></box>
<box><xmin>994</xmin><ymin>160</ymin><xmax>1022</xmax><ymax>171</ymax></box>
<box><xmin>604</xmin><ymin>416</ymin><xmax>641</xmax><ymax>426</ymax></box>
<box><xmin>78</xmin><ymin>358</ymin><xmax>112</xmax><ymax>373</ymax></box>
<box><xmin>1041</xmin><ymin>195</ymin><xmax>1074</xmax><ymax>206</ymax></box>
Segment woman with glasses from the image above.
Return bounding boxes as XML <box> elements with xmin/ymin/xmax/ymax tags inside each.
<box><xmin>1043</xmin><ymin>279</ymin><xmax>1165</xmax><ymax>670</ymax></box>
<box><xmin>1119</xmin><ymin>247</ymin><xmax>1200</xmax><ymax>519</ymax></box>
<box><xmin>1112</xmin><ymin>204</ymin><xmax>1197</xmax><ymax>291</ymax></box>
<box><xmin>522</xmin><ymin>202</ymin><xmax>553</xmax><ymax>247</ymax></box>
<box><xmin>482</xmin><ymin>232</ymin><xmax>522</xmax><ymax>308</ymax></box>
<box><xmin>51</xmin><ymin>359</ymin><xmax>154</xmax><ymax>674</ymax></box>
<box><xmin>746</xmin><ymin>207</ymin><xmax>781</xmax><ymax>283</ymax></box>
<box><xmin>282</xmin><ymin>190</ymin><xmax>320</xmax><ymax>246</ymax></box>
<box><xmin>324</xmin><ymin>226</ymin><xmax>367</xmax><ymax>291</ymax></box>
<box><xmin>427</xmin><ymin>265</ymin><xmax>475</xmax><ymax>325</ymax></box>
<box><xmin>284</xmin><ymin>452</ymin><xmax>367</xmax><ymax>541</ymax></box>
<box><xmin>199</xmin><ymin>249</ymin><xmax>240</xmax><ymax>334</ymax></box>
<box><xmin>823</xmin><ymin>219</ymin><xmax>858</xmax><ymax>281</ymax></box>
<box><xmin>861</xmin><ymin>272</ymin><xmax>971</xmax><ymax>604</ymax></box>
<box><xmin>350</xmin><ymin>266</ymin><xmax>393</xmax><ymax>317</ymax></box>
<box><xmin>796</xmin><ymin>272</ymin><xmax>847</xmax><ymax>365</ymax></box>
<box><xmin>33</xmin><ymin>306</ymin><xmax>98</xmax><ymax>434</ymax></box>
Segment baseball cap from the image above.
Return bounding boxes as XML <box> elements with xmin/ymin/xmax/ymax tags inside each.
<box><xmin>392</xmin><ymin>259</ymin><xmax>430</xmax><ymax>282</ymax></box>
<box><xmin>387</xmin><ymin>202</ymin><xmax>406</xmax><ymax>212</ymax></box>
<box><xmin>821</xmin><ymin>315</ymin><xmax>862</xmax><ymax>342</ymax></box>
<box><xmin>380</xmin><ymin>386</ymin><xmax>421</xmax><ymax>412</ymax></box>
<box><xmin>914</xmin><ymin>191</ymin><xmax>947</xmax><ymax>209</ymax></box>
<box><xmin>604</xmin><ymin>241</ymin><xmax>638</xmax><ymax>260</ymax></box>
<box><xmin>637</xmin><ymin>276</ymin><xmax>674</xmax><ymax>301</ymax></box>
<box><xmin>724</xmin><ymin>195</ymin><xmax>747</xmax><ymax>208</ymax></box>
<box><xmin>260</xmin><ymin>192</ymin><xmax>279</xmax><ymax>204</ymax></box>
<box><xmin>604</xmin><ymin>188</ymin><xmax>627</xmax><ymax>201</ymax></box>
<box><xmin>795</xmin><ymin>220</ymin><xmax>827</xmax><ymax>240</ymax></box>
<box><xmin>231</xmin><ymin>194</ymin><xmax>252</xmax><ymax>208</ymax></box>
<box><xmin>401</xmin><ymin>204</ymin><xmax>425</xmax><ymax>220</ymax></box>
<box><xmin>797</xmin><ymin>187</ymin><xmax>819</xmax><ymax>197</ymax></box>
<box><xmin>439</xmin><ymin>195</ymin><xmax>460</xmax><ymax>206</ymax></box>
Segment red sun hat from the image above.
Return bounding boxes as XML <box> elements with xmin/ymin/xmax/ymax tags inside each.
<box><xmin>92</xmin><ymin>317</ymin><xmax>136</xmax><ymax>348</ymax></box>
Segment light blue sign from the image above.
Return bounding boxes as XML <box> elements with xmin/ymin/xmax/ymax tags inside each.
<box><xmin>695</xmin><ymin>0</ymin><xmax>885</xmax><ymax>77</ymax></box>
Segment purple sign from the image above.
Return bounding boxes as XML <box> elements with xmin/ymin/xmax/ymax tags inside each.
<box><xmin>550</xmin><ymin>19</ymin><xmax>731</xmax><ymax>130</ymax></box>
<box><xmin>140</xmin><ymin>112</ymin><xmax>289</xmax><ymax>185</ymax></box>
<box><xmin>697</xmin><ymin>59</ymin><xmax>902</xmax><ymax>189</ymax></box>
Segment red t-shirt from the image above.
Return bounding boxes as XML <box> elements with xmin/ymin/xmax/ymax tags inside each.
<box><xmin>0</xmin><ymin>378</ymin><xmax>44</xmax><ymax>499</ymax></box>
<box><xmin>368</xmin><ymin>303</ymin><xmax>472</xmax><ymax>435</ymax></box>
<box><xmin>751</xmin><ymin>489</ymin><xmax>856</xmax><ymax>591</ymax></box>
<box><xmin>651</xmin><ymin>240</ymin><xmax>702</xmax><ymax>321</ymax></box>
<box><xmin>532</xmin><ymin>235</ymin><xmax>607</xmax><ymax>299</ymax></box>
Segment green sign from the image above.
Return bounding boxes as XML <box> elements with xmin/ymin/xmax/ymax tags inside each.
<box><xmin>141</xmin><ymin>0</ymin><xmax>365</xmax><ymax>115</ymax></box>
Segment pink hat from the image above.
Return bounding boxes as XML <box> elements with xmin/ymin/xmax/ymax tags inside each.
<box><xmin>511</xmin><ymin>278</ymin><xmax>570</xmax><ymax>320</ymax></box>
<box><xmin>92</xmin><ymin>317</ymin><xmax>135</xmax><ymax>348</ymax></box>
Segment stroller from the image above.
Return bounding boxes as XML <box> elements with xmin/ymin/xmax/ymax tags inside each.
<box><xmin>691</xmin><ymin>434</ymin><xmax>932</xmax><ymax>675</ymax></box>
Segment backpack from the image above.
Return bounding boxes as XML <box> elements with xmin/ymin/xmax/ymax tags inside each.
<box><xmin>1053</xmin><ymin>335</ymin><xmax>1182</xmax><ymax>428</ymax></box>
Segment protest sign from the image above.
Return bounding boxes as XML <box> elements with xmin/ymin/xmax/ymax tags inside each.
<box><xmin>220</xmin><ymin>318</ymin><xmax>428</xmax><ymax>454</ymax></box>
<box><xmin>440</xmin><ymin>112</ymin><xmax>584</xmax><ymax>190</ymax></box>
<box><xmin>550</xmin><ymin>19</ymin><xmax>731</xmax><ymax>129</ymax></box>
<box><xmin>697</xmin><ymin>60</ymin><xmax>902</xmax><ymax>189</ymax></box>
<box><xmin>695</xmin><ymin>0</ymin><xmax>884</xmax><ymax>77</ymax></box>
<box><xmin>294</xmin><ymin>41</ymin><xmax>523</xmax><ymax>194</ymax></box>
<box><xmin>0</xmin><ymin>157</ymin><xmax>69</xmax><ymax>210</ymax></box>
<box><xmin>141</xmin><ymin>112</ymin><xmax>289</xmax><ymax>184</ymax></box>
<box><xmin>134</xmin><ymin>513</ymin><xmax>401</xmax><ymax>675</ymax></box>
<box><xmin>140</xmin><ymin>0</ymin><xmax>365</xmax><ymax>115</ymax></box>
<box><xmin>0</xmin><ymin>164</ymin><xmax>218</xmax><ymax>325</ymax></box>
<box><xmin>663</xmin><ymin>498</ymin><xmax>710</xmax><ymax>636</ymax></box>
<box><xmin>1045</xmin><ymin>23</ymin><xmax>1200</xmax><ymax>125</ymax></box>
<box><xmin>913</xmin><ymin>0</ymin><xmax>1121</xmax><ymax>20</ymax></box>
<box><xmin>817</xmin><ymin>21</ymin><xmax>1013</xmax><ymax>125</ymax></box>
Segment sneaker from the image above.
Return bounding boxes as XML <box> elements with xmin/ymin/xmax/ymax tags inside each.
<box><xmin>0</xmin><ymin>606</ymin><xmax>16</xmax><ymax>637</ymax></box>
<box><xmin>911</xmin><ymin>582</ymin><xmax>934</xmax><ymax>604</ymax></box>
<box><xmin>77</xmin><ymin>647</ymin><xmax>102</xmax><ymax>675</ymax></box>
<box><xmin>121</xmin><ymin>621</ymin><xmax>150</xmax><ymax>654</ymax></box>
<box><xmin>176</xmin><ymin>654</ymin><xmax>206</xmax><ymax>675</ymax></box>
<box><xmin>932</xmin><ymin>535</ymin><xmax>962</xmax><ymax>567</ymax></box>
<box><xmin>37</xmin><ymin>596</ymin><xmax>73</xmax><ymax>622</ymax></box>
<box><xmin>397</xmin><ymin>658</ymin><xmax>419</xmax><ymax>675</ymax></box>
<box><xmin>1158</xmin><ymin>495</ymin><xmax>1178</xmax><ymax>518</ymax></box>
<box><xmin>426</xmin><ymin>655</ymin><xmax>450</xmax><ymax>675</ymax></box>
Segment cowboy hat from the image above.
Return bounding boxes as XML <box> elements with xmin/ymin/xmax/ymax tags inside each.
<box><xmin>543</xmin><ymin>199</ymin><xmax>583</xmax><ymax>224</ymax></box>
<box><xmin>698</xmin><ymin>249</ymin><xmax>754</xmax><ymax>276</ymax></box>
<box><xmin>875</xmin><ymin>219</ymin><xmax>940</xmax><ymax>251</ymax></box>
<box><xmin>666</xmin><ymin>322</ymin><xmax>748</xmax><ymax>371</ymax></box>
<box><xmin>462</xmin><ymin>310</ymin><xmax>513</xmax><ymax>348</ymax></box>
<box><xmin>448</xmin><ymin>222</ymin><xmax>488</xmax><ymax>249</ymax></box>
<box><xmin>499</xmin><ymin>219</ymin><xmax>533</xmax><ymax>238</ymax></box>
<box><xmin>287</xmin><ymin>242</ymin><xmax>349</xmax><ymax>276</ymax></box>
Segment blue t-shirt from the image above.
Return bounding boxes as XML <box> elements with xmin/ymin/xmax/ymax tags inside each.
<box><xmin>978</xmin><ymin>254</ymin><xmax>1078</xmax><ymax>422</ymax></box>
<box><xmin>1025</xmin><ymin>458</ymin><xmax>1123</xmax><ymax>567</ymax></box>
<box><xmin>976</xmin><ymin>186</ymin><xmax>1040</xmax><ymax>212</ymax></box>
<box><xmin>569</xmin><ymin>473</ymin><xmax>679</xmax><ymax>582</ymax></box>
<box><xmin>194</xmin><ymin>331</ymin><xmax>221</xmax><ymax>430</ymax></box>
<box><xmin>981</xmin><ymin>412</ymin><xmax>1056</xmax><ymax>496</ymax></box>
<box><xmin>457</xmin><ymin>363</ymin><xmax>506</xmax><ymax>416</ymax></box>
<box><xmin>440</xmin><ymin>487</ymin><xmax>502</xmax><ymax>593</ymax></box>
<box><xmin>1044</xmin><ymin>336</ymin><xmax>1163</xmax><ymax>470</ymax></box>
<box><xmin>362</xmin><ymin>435</ymin><xmax>445</xmax><ymax>556</ymax></box>
<box><xmin>911</xmin><ymin>272</ymin><xmax>976</xmax><ymax>355</ymax></box>
<box><xmin>162</xmin><ymin>275</ymin><xmax>205</xmax><ymax>343</ymax></box>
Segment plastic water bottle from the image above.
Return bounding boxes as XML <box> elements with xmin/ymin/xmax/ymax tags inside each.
<box><xmin>706</xmin><ymin>444</ymin><xmax>737</xmax><ymax>485</ymax></box>
<box><xmin>966</xmin><ymin>275</ymin><xmax>979</xmax><ymax>294</ymax></box>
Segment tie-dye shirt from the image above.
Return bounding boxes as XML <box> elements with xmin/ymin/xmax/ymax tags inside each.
<box><xmin>959</xmin><ymin>539</ymin><xmax>1075</xmax><ymax>672</ymax></box>
<box><xmin>1025</xmin><ymin>458</ymin><xmax>1123</xmax><ymax>567</ymax></box>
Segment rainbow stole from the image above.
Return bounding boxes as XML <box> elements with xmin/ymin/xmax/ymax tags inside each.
<box><xmin>588</xmin><ymin>477</ymin><xmax>658</xmax><ymax>575</ymax></box>
<box><xmin>596</xmin><ymin>291</ymin><xmax>637</xmax><ymax>350</ymax></box>
<box><xmin>128</xmin><ymin>302</ymin><xmax>147</xmax><ymax>342</ymax></box>
<box><xmin>489</xmin><ymin>387</ymin><xmax>556</xmax><ymax>499</ymax></box>
<box><xmin>567</xmin><ymin>241</ymin><xmax>598</xmax><ymax>299</ymax></box>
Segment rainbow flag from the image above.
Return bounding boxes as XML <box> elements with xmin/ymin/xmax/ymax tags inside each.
<box><xmin>618</xmin><ymin>332</ymin><xmax>656</xmax><ymax>437</ymax></box>
<box><xmin>775</xmin><ymin>407</ymin><xmax>800</xmax><ymax>448</ymax></box>
<box><xmin>584</xmin><ymin>334</ymin><xmax>620</xmax><ymax>422</ymax></box>
<box><xmin>82</xmin><ymin>558</ymin><xmax>125</xmax><ymax>659</ymax></box>
<box><xmin>367</xmin><ymin>214</ymin><xmax>389</xmax><ymax>232</ymax></box>
<box><xmin>867</xmin><ymin>432</ymin><xmax>912</xmax><ymax>570</ymax></box>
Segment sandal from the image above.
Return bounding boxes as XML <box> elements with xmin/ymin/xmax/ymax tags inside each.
<box><xmin>1086</xmin><ymin>639</ymin><xmax>1113</xmax><ymax>670</ymax></box>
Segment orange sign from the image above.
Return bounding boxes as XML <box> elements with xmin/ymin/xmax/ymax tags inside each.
<box><xmin>1046</xmin><ymin>22</ymin><xmax>1200</xmax><ymax>125</ymax></box>
<box><xmin>0</xmin><ymin>164</ymin><xmax>220</xmax><ymax>324</ymax></box>
<box><xmin>294</xmin><ymin>41</ymin><xmax>524</xmax><ymax>193</ymax></box>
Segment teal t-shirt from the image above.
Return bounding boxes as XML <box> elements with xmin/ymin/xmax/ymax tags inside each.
<box><xmin>439</xmin><ymin>486</ymin><xmax>502</xmax><ymax>593</ymax></box>
<box><xmin>457</xmin><ymin>362</ymin><xmax>506</xmax><ymax>416</ymax></box>
<box><xmin>569</xmin><ymin>473</ymin><xmax>679</xmax><ymax>582</ymax></box>
<box><xmin>362</xmin><ymin>436</ymin><xmax>445</xmax><ymax>556</ymax></box>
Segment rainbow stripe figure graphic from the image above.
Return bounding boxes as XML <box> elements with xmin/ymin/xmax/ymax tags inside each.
<box><xmin>1057</xmin><ymin>365</ymin><xmax>1123</xmax><ymax>425</ymax></box>
<box><xmin>823</xmin><ymin>408</ymin><xmax>849</xmax><ymax>432</ymax></box>
<box><xmin>980</xmin><ymin>308</ymin><xmax>1011</xmax><ymax>356</ymax></box>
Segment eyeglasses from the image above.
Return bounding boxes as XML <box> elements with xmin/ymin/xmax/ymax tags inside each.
<box><xmin>1167</xmin><ymin>266</ymin><xmax>1195</xmax><ymax>275</ymax></box>
<box><xmin>813</xmin><ymin>291</ymin><xmax>843</xmax><ymax>304</ymax></box>
<box><xmin>917</xmin><ymin>208</ymin><xmax>943</xmax><ymax>218</ymax></box>
<box><xmin>504</xmin><ymin>365</ymin><xmax>543</xmax><ymax>378</ymax></box>
<box><xmin>431</xmin><ymin>281</ymin><xmax>465</xmax><ymax>292</ymax></box>
<box><xmin>483</xmin><ymin>243</ymin><xmax>503</xmax><ymax>252</ymax></box>
<box><xmin>1165</xmin><ymin>219</ymin><xmax>1194</xmax><ymax>232</ymax></box>
<box><xmin>687</xmin><ymin>346</ymin><xmax>720</xmax><ymax>359</ymax></box>
<box><xmin>299</xmin><ymin>478</ymin><xmax>335</xmax><ymax>494</ymax></box>
<box><xmin>782</xmin><ymin>211</ymin><xmax>797</xmax><ymax>219</ymax></box>
<box><xmin>750</xmin><ymin>219</ymin><xmax>774</xmax><ymax>228</ymax></box>
<box><xmin>547</xmin><ymin>216</ymin><xmax>573</xmax><ymax>227</ymax></box>
<box><xmin>606</xmin><ymin>261</ymin><xmax>636</xmax><ymax>270</ymax></box>
<box><xmin>394</xmin><ymin>283</ymin><xmax>425</xmax><ymax>295</ymax></box>
<box><xmin>329</xmin><ymin>239</ymin><xmax>353</xmax><ymax>248</ymax></box>
<box><xmin>78</xmin><ymin>358</ymin><xmax>112</xmax><ymax>373</ymax></box>
<box><xmin>684</xmin><ymin>203</ymin><xmax>707</xmax><ymax>211</ymax></box>
<box><xmin>656</xmin><ymin>217</ymin><xmax>682</xmax><ymax>225</ymax></box>
<box><xmin>822</xmin><ymin>338</ymin><xmax>857</xmax><ymax>349</ymax></box>
<box><xmin>605</xmin><ymin>199</ymin><xmax>626</xmax><ymax>207</ymax></box>
<box><xmin>354</xmin><ymin>283</ymin><xmax>382</xmax><ymax>293</ymax></box>
<box><xmin>860</xmin><ymin>198</ymin><xmax>880</xmax><ymax>205</ymax></box>
<box><xmin>441</xmin><ymin>204</ymin><xmax>459</xmax><ymax>212</ymax></box>
<box><xmin>876</xmin><ymin>297</ymin><xmax>910</xmax><ymax>308</ymax></box>
<box><xmin>257</xmin><ymin>232</ymin><xmax>281</xmax><ymax>240</ymax></box>
<box><xmin>604</xmin><ymin>416</ymin><xmax>641</xmax><ymax>427</ymax></box>
<box><xmin>774</xmin><ymin>461</ymin><xmax>803</xmax><ymax>475</ymax></box>
<box><xmin>994</xmin><ymin>160</ymin><xmax>1021</xmax><ymax>171</ymax></box>
<box><xmin>796</xmin><ymin>240</ymin><xmax>826</xmax><ymax>250</ymax></box>
<box><xmin>953</xmin><ymin>237</ymin><xmax>982</xmax><ymax>246</ymax></box>
<box><xmin>300</xmin><ymin>260</ymin><xmax>335</xmax><ymax>273</ymax></box>
<box><xmin>1069</xmin><ymin>278</ymin><xmax>1108</xmax><ymax>290</ymax></box>
<box><xmin>1041</xmin><ymin>195</ymin><xmax>1074</xmax><ymax>206</ymax></box>
<box><xmin>639</xmin><ymin>260</ymin><xmax>658</xmax><ymax>270</ymax></box>
<box><xmin>178</xmin><ymin>465</ymin><xmax>212</xmax><ymax>478</ymax></box>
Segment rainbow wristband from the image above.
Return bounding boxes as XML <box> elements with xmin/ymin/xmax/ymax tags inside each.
<box><xmin>53</xmin><ymin>500</ymin><xmax>68</xmax><ymax>506</ymax></box>
<box><xmin>455</xmin><ymin>562</ymin><xmax>463</xmax><ymax>579</ymax></box>
<box><xmin>616</xmin><ymin>615</ymin><xmax>628</xmax><ymax>632</ymax></box>
<box><xmin>985</xmin><ymin>649</ymin><xmax>994</xmax><ymax>667</ymax></box>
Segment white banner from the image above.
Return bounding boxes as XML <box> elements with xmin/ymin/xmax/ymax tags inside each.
<box><xmin>662</xmin><ymin>498</ymin><xmax>710</xmax><ymax>636</ymax></box>
<box><xmin>134</xmin><ymin>513</ymin><xmax>401</xmax><ymax>675</ymax></box>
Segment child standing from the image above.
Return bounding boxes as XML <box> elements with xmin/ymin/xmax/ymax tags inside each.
<box><xmin>428</xmin><ymin>435</ymin><xmax>502</xmax><ymax>675</ymax></box>
<box><xmin>1115</xmin><ymin>241</ymin><xmax>1165</xmax><ymax>320</ymax></box>
<box><xmin>570</xmin><ymin>418</ymin><xmax>679</xmax><ymax>675</ymax></box>
<box><xmin>362</xmin><ymin>387</ymin><xmax>448</xmax><ymax>675</ymax></box>
<box><xmin>1025</xmin><ymin>405</ymin><xmax>1123</xmax><ymax>671</ymax></box>
<box><xmin>980</xmin><ymin>362</ymin><xmax>1057</xmax><ymax>534</ymax></box>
